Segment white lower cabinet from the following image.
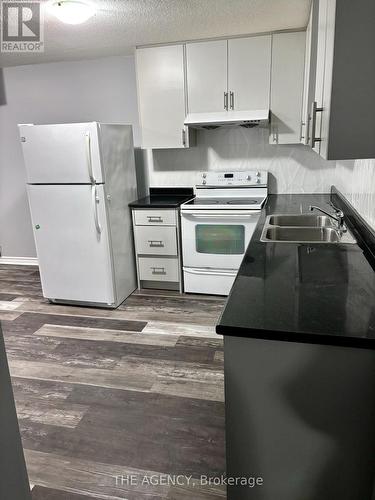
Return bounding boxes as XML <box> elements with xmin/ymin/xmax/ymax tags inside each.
<box><xmin>134</xmin><ymin>209</ymin><xmax>176</xmax><ymax>226</ymax></box>
<box><xmin>134</xmin><ymin>226</ymin><xmax>177</xmax><ymax>256</ymax></box>
<box><xmin>132</xmin><ymin>209</ymin><xmax>182</xmax><ymax>291</ymax></box>
<box><xmin>138</xmin><ymin>257</ymin><xmax>179</xmax><ymax>282</ymax></box>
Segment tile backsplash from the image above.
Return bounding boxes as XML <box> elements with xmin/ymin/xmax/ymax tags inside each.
<box><xmin>141</xmin><ymin>127</ymin><xmax>375</xmax><ymax>231</ymax></box>
<box><xmin>143</xmin><ymin>127</ymin><xmax>336</xmax><ymax>194</ymax></box>
<box><xmin>335</xmin><ymin>159</ymin><xmax>375</xmax><ymax>230</ymax></box>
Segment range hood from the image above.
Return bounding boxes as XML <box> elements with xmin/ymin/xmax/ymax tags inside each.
<box><xmin>184</xmin><ymin>109</ymin><xmax>270</xmax><ymax>129</ymax></box>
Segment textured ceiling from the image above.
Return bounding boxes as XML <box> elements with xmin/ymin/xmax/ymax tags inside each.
<box><xmin>0</xmin><ymin>0</ymin><xmax>311</xmax><ymax>67</ymax></box>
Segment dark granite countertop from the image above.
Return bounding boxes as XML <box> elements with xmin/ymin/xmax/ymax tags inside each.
<box><xmin>129</xmin><ymin>187</ymin><xmax>194</xmax><ymax>208</ymax></box>
<box><xmin>216</xmin><ymin>192</ymin><xmax>375</xmax><ymax>349</ymax></box>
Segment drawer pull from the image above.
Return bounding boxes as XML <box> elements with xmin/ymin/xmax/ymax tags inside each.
<box><xmin>147</xmin><ymin>216</ymin><xmax>163</xmax><ymax>222</ymax></box>
<box><xmin>148</xmin><ymin>240</ymin><xmax>164</xmax><ymax>248</ymax></box>
<box><xmin>151</xmin><ymin>267</ymin><xmax>166</xmax><ymax>275</ymax></box>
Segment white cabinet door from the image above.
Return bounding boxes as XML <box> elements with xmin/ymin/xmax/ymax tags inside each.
<box><xmin>28</xmin><ymin>184</ymin><xmax>115</xmax><ymax>304</ymax></box>
<box><xmin>270</xmin><ymin>32</ymin><xmax>306</xmax><ymax>144</ymax></box>
<box><xmin>301</xmin><ymin>6</ymin><xmax>313</xmax><ymax>145</ymax></box>
<box><xmin>312</xmin><ymin>0</ymin><xmax>329</xmax><ymax>154</ymax></box>
<box><xmin>317</xmin><ymin>0</ymin><xmax>336</xmax><ymax>160</ymax></box>
<box><xmin>228</xmin><ymin>36</ymin><xmax>271</xmax><ymax>111</ymax></box>
<box><xmin>136</xmin><ymin>45</ymin><xmax>187</xmax><ymax>149</ymax></box>
<box><xmin>186</xmin><ymin>40</ymin><xmax>228</xmax><ymax>113</ymax></box>
<box><xmin>19</xmin><ymin>122</ymin><xmax>103</xmax><ymax>184</ymax></box>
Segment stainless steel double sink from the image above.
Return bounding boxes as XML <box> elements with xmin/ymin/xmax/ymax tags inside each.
<box><xmin>260</xmin><ymin>214</ymin><xmax>357</xmax><ymax>244</ymax></box>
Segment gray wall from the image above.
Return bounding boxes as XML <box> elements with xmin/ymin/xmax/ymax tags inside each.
<box><xmin>1</xmin><ymin>54</ymin><xmax>374</xmax><ymax>258</ymax></box>
<box><xmin>0</xmin><ymin>55</ymin><xmax>141</xmax><ymax>258</ymax></box>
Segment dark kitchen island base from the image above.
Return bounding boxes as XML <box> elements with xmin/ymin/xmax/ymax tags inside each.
<box><xmin>0</xmin><ymin>328</ymin><xmax>31</xmax><ymax>500</ymax></box>
<box><xmin>224</xmin><ymin>335</ymin><xmax>375</xmax><ymax>500</ymax></box>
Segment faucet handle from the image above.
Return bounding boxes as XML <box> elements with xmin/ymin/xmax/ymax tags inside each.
<box><xmin>329</xmin><ymin>201</ymin><xmax>343</xmax><ymax>216</ymax></box>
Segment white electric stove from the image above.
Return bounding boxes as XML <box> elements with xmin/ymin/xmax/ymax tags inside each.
<box><xmin>181</xmin><ymin>170</ymin><xmax>268</xmax><ymax>295</ymax></box>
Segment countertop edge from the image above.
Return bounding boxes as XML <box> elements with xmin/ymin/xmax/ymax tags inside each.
<box><xmin>129</xmin><ymin>187</ymin><xmax>195</xmax><ymax>209</ymax></box>
<box><xmin>216</xmin><ymin>325</ymin><xmax>375</xmax><ymax>350</ymax></box>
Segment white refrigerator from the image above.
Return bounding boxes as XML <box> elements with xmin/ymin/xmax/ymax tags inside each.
<box><xmin>19</xmin><ymin>122</ymin><xmax>137</xmax><ymax>308</ymax></box>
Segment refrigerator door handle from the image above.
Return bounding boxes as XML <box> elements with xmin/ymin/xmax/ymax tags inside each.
<box><xmin>85</xmin><ymin>131</ymin><xmax>96</xmax><ymax>184</ymax></box>
<box><xmin>92</xmin><ymin>184</ymin><xmax>102</xmax><ymax>234</ymax></box>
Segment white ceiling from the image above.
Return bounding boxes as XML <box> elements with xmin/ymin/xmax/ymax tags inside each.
<box><xmin>0</xmin><ymin>0</ymin><xmax>311</xmax><ymax>67</ymax></box>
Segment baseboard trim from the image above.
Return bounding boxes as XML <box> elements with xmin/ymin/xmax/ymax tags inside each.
<box><xmin>0</xmin><ymin>256</ymin><xmax>38</xmax><ymax>266</ymax></box>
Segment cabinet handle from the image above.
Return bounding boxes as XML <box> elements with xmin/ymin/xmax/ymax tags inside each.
<box><xmin>224</xmin><ymin>92</ymin><xmax>228</xmax><ymax>110</ymax></box>
<box><xmin>182</xmin><ymin>128</ymin><xmax>186</xmax><ymax>147</ymax></box>
<box><xmin>151</xmin><ymin>267</ymin><xmax>166</xmax><ymax>275</ymax></box>
<box><xmin>229</xmin><ymin>91</ymin><xmax>234</xmax><ymax>110</ymax></box>
<box><xmin>310</xmin><ymin>101</ymin><xmax>323</xmax><ymax>148</ymax></box>
<box><xmin>147</xmin><ymin>216</ymin><xmax>163</xmax><ymax>222</ymax></box>
<box><xmin>307</xmin><ymin>114</ymin><xmax>312</xmax><ymax>144</ymax></box>
<box><xmin>148</xmin><ymin>240</ymin><xmax>164</xmax><ymax>248</ymax></box>
<box><xmin>272</xmin><ymin>125</ymin><xmax>277</xmax><ymax>143</ymax></box>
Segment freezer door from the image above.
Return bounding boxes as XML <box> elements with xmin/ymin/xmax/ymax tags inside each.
<box><xmin>28</xmin><ymin>184</ymin><xmax>115</xmax><ymax>305</ymax></box>
<box><xmin>19</xmin><ymin>122</ymin><xmax>104</xmax><ymax>184</ymax></box>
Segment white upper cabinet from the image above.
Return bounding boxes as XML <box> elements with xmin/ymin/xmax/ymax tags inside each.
<box><xmin>136</xmin><ymin>31</ymin><xmax>312</xmax><ymax>149</ymax></box>
<box><xmin>269</xmin><ymin>32</ymin><xmax>306</xmax><ymax>145</ymax></box>
<box><xmin>311</xmin><ymin>0</ymin><xmax>328</xmax><ymax>155</ymax></box>
<box><xmin>186</xmin><ymin>40</ymin><xmax>228</xmax><ymax>113</ymax></box>
<box><xmin>301</xmin><ymin>1</ymin><xmax>319</xmax><ymax>146</ymax></box>
<box><xmin>228</xmin><ymin>36</ymin><xmax>271</xmax><ymax>111</ymax></box>
<box><xmin>309</xmin><ymin>0</ymin><xmax>375</xmax><ymax>159</ymax></box>
<box><xmin>136</xmin><ymin>44</ymin><xmax>191</xmax><ymax>149</ymax></box>
<box><xmin>186</xmin><ymin>36</ymin><xmax>271</xmax><ymax>115</ymax></box>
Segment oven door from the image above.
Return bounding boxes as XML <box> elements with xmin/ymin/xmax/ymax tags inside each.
<box><xmin>181</xmin><ymin>210</ymin><xmax>260</xmax><ymax>270</ymax></box>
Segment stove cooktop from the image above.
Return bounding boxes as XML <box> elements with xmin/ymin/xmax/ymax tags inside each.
<box><xmin>182</xmin><ymin>196</ymin><xmax>266</xmax><ymax>209</ymax></box>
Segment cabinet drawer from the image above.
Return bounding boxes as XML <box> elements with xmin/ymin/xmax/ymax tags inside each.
<box><xmin>135</xmin><ymin>226</ymin><xmax>177</xmax><ymax>256</ymax></box>
<box><xmin>138</xmin><ymin>257</ymin><xmax>179</xmax><ymax>282</ymax></box>
<box><xmin>134</xmin><ymin>209</ymin><xmax>176</xmax><ymax>226</ymax></box>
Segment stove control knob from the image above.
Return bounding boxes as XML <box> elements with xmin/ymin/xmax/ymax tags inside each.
<box><xmin>256</xmin><ymin>171</ymin><xmax>261</xmax><ymax>177</ymax></box>
<box><xmin>202</xmin><ymin>180</ymin><xmax>206</xmax><ymax>185</ymax></box>
<box><xmin>202</xmin><ymin>173</ymin><xmax>207</xmax><ymax>178</ymax></box>
<box><xmin>246</xmin><ymin>175</ymin><xmax>251</xmax><ymax>181</ymax></box>
<box><xmin>256</xmin><ymin>178</ymin><xmax>261</xmax><ymax>184</ymax></box>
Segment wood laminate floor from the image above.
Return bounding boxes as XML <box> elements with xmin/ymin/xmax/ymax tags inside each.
<box><xmin>0</xmin><ymin>265</ymin><xmax>227</xmax><ymax>499</ymax></box>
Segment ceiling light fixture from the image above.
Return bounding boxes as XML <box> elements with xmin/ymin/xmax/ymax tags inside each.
<box><xmin>49</xmin><ymin>1</ymin><xmax>96</xmax><ymax>25</ymax></box>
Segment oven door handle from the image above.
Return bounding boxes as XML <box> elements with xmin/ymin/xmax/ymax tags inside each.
<box><xmin>184</xmin><ymin>267</ymin><xmax>238</xmax><ymax>276</ymax></box>
<box><xmin>182</xmin><ymin>211</ymin><xmax>260</xmax><ymax>218</ymax></box>
<box><xmin>184</xmin><ymin>268</ymin><xmax>237</xmax><ymax>277</ymax></box>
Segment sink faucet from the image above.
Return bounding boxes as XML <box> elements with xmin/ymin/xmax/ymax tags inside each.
<box><xmin>309</xmin><ymin>205</ymin><xmax>346</xmax><ymax>232</ymax></box>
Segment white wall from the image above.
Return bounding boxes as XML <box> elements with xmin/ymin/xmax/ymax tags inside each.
<box><xmin>0</xmin><ymin>55</ymin><xmax>140</xmax><ymax>258</ymax></box>
<box><xmin>335</xmin><ymin>159</ymin><xmax>375</xmax><ymax>230</ymax></box>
